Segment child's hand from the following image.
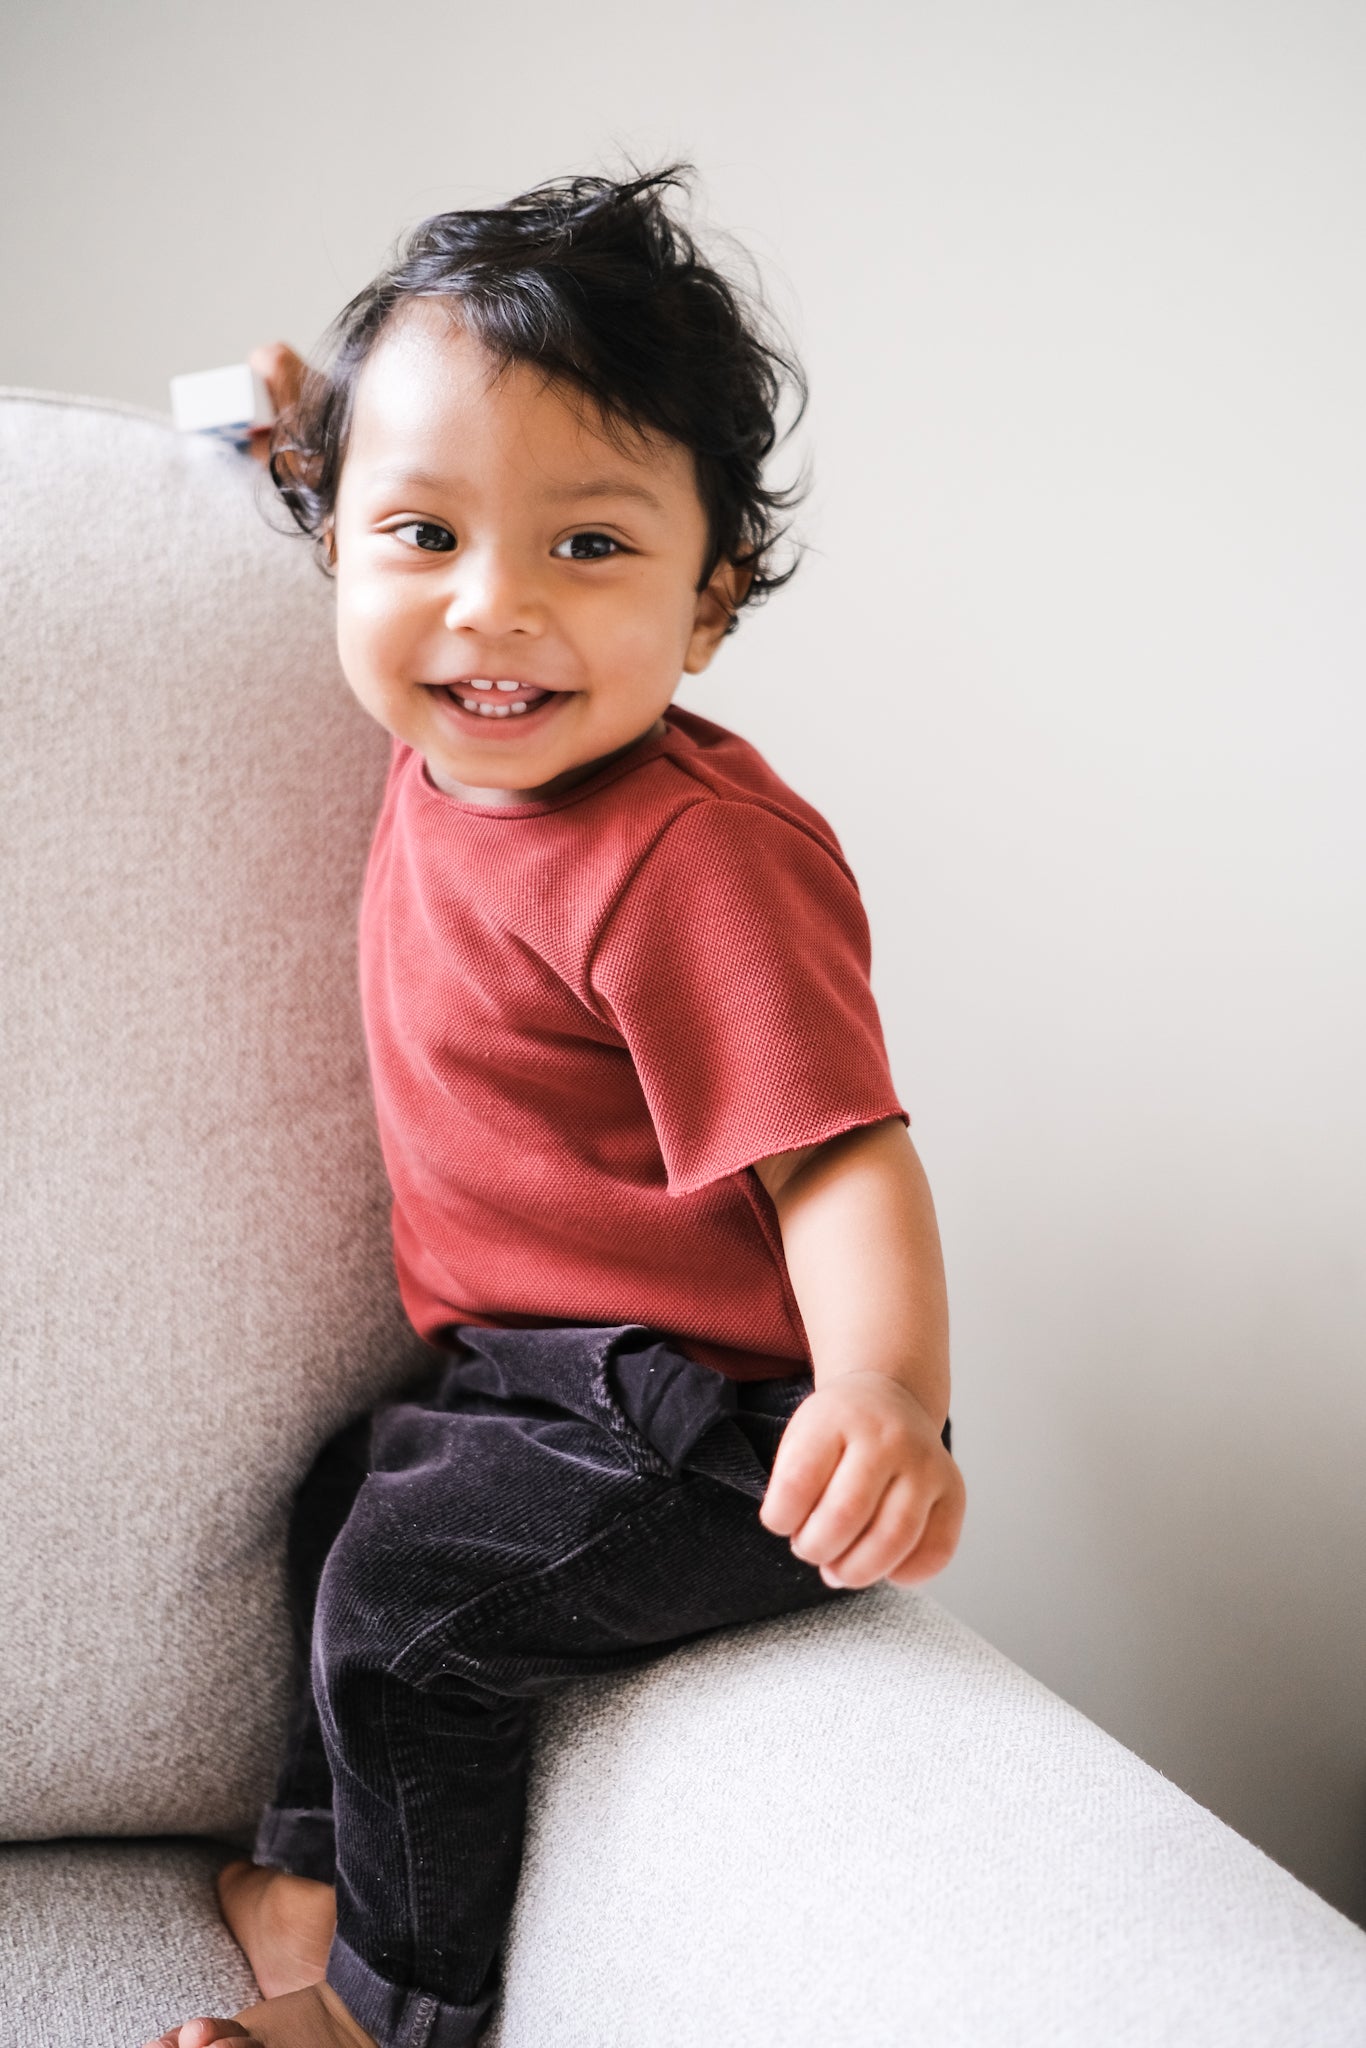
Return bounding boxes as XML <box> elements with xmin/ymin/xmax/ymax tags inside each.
<box><xmin>245</xmin><ymin>342</ymin><xmax>308</xmax><ymax>464</ymax></box>
<box><xmin>758</xmin><ymin>1371</ymin><xmax>965</xmax><ymax>1589</ymax></box>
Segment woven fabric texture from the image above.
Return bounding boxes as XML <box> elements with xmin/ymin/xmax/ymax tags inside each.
<box><xmin>0</xmin><ymin>1838</ymin><xmax>255</xmax><ymax>2043</ymax></box>
<box><xmin>6</xmin><ymin>1597</ymin><xmax>1366</xmax><ymax>2046</ymax></box>
<box><xmin>0</xmin><ymin>393</ymin><xmax>423</xmax><ymax>1840</ymax></box>
<box><xmin>485</xmin><ymin>1591</ymin><xmax>1366</xmax><ymax>2047</ymax></box>
<box><xmin>3</xmin><ymin>393</ymin><xmax>1365</xmax><ymax>2045</ymax></box>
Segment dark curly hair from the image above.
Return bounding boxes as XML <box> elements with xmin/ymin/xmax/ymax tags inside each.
<box><xmin>269</xmin><ymin>165</ymin><xmax>807</xmax><ymax>627</ymax></box>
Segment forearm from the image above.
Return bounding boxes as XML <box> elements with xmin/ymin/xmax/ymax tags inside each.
<box><xmin>756</xmin><ymin>1117</ymin><xmax>950</xmax><ymax>1426</ymax></box>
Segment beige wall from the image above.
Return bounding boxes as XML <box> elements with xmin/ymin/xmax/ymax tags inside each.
<box><xmin>4</xmin><ymin>0</ymin><xmax>1363</xmax><ymax>1923</ymax></box>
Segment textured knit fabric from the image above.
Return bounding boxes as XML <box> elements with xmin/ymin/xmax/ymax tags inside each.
<box><xmin>359</xmin><ymin>707</ymin><xmax>908</xmax><ymax>1381</ymax></box>
<box><xmin>10</xmin><ymin>395</ymin><xmax>1366</xmax><ymax>2047</ymax></box>
<box><xmin>11</xmin><ymin>1586</ymin><xmax>1366</xmax><ymax>2048</ymax></box>
<box><xmin>0</xmin><ymin>1840</ymin><xmax>257</xmax><ymax>2045</ymax></box>
<box><xmin>0</xmin><ymin>392</ymin><xmax>421</xmax><ymax>1843</ymax></box>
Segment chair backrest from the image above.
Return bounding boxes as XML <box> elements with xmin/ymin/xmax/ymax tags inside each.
<box><xmin>5</xmin><ymin>398</ymin><xmax>1365</xmax><ymax>2048</ymax></box>
<box><xmin>0</xmin><ymin>392</ymin><xmax>423</xmax><ymax>1841</ymax></box>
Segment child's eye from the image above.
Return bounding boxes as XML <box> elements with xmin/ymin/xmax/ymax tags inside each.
<box><xmin>551</xmin><ymin>531</ymin><xmax>622</xmax><ymax>561</ymax></box>
<box><xmin>390</xmin><ymin>521</ymin><xmax>456</xmax><ymax>552</ymax></box>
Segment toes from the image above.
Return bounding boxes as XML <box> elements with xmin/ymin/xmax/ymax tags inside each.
<box><xmin>141</xmin><ymin>2021</ymin><xmax>254</xmax><ymax>2048</ymax></box>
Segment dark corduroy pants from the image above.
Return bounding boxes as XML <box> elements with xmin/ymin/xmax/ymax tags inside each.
<box><xmin>252</xmin><ymin>1323</ymin><xmax>949</xmax><ymax>2048</ymax></box>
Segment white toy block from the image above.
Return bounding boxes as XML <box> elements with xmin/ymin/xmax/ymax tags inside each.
<box><xmin>168</xmin><ymin>363</ymin><xmax>276</xmax><ymax>447</ymax></box>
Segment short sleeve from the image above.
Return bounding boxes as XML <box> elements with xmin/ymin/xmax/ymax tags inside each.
<box><xmin>587</xmin><ymin>800</ymin><xmax>908</xmax><ymax>1196</ymax></box>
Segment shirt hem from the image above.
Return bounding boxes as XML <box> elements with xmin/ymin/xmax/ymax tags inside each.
<box><xmin>662</xmin><ymin>1103</ymin><xmax>911</xmax><ymax>1200</ymax></box>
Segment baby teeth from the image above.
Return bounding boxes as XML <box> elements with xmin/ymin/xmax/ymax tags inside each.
<box><xmin>453</xmin><ymin>689</ymin><xmax>535</xmax><ymax>717</ymax></box>
<box><xmin>494</xmin><ymin>679</ymin><xmax>520</xmax><ymax>693</ymax></box>
<box><xmin>470</xmin><ymin>678</ymin><xmax>494</xmax><ymax>691</ymax></box>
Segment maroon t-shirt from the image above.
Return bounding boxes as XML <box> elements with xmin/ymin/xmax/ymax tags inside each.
<box><xmin>358</xmin><ymin>704</ymin><xmax>908</xmax><ymax>1381</ymax></box>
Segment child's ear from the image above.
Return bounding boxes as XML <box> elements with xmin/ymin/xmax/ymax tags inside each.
<box><xmin>684</xmin><ymin>558</ymin><xmax>753</xmax><ymax>673</ymax></box>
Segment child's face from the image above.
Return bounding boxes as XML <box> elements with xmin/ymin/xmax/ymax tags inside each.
<box><xmin>330</xmin><ymin>301</ymin><xmax>745</xmax><ymax>805</ymax></box>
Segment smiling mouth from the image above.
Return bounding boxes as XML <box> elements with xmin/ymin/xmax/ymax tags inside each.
<box><xmin>427</xmin><ymin>681</ymin><xmax>564</xmax><ymax>723</ymax></box>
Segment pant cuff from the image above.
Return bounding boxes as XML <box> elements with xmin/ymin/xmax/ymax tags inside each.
<box><xmin>327</xmin><ymin>1933</ymin><xmax>497</xmax><ymax>2048</ymax></box>
<box><xmin>252</xmin><ymin>1803</ymin><xmax>337</xmax><ymax>1885</ymax></box>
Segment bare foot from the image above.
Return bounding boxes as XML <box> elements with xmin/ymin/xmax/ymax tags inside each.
<box><xmin>141</xmin><ymin>1981</ymin><xmax>376</xmax><ymax>2047</ymax></box>
<box><xmin>142</xmin><ymin>2022</ymin><xmax>253</xmax><ymax>2048</ymax></box>
<box><xmin>216</xmin><ymin>1858</ymin><xmax>336</xmax><ymax>1998</ymax></box>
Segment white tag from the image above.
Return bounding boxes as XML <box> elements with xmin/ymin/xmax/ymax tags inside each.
<box><xmin>169</xmin><ymin>363</ymin><xmax>276</xmax><ymax>442</ymax></box>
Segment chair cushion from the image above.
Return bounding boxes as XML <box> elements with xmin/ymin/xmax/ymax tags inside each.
<box><xmin>0</xmin><ymin>1838</ymin><xmax>255</xmax><ymax>2045</ymax></box>
<box><xmin>487</xmin><ymin>1587</ymin><xmax>1366</xmax><ymax>2046</ymax></box>
<box><xmin>0</xmin><ymin>392</ymin><xmax>423</xmax><ymax>1840</ymax></box>
<box><xmin>4</xmin><ymin>393</ymin><xmax>1365</xmax><ymax>2045</ymax></box>
<box><xmin>6</xmin><ymin>1593</ymin><xmax>1366</xmax><ymax>2046</ymax></box>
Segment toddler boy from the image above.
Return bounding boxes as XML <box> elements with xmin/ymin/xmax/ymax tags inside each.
<box><xmin>146</xmin><ymin>167</ymin><xmax>964</xmax><ymax>2048</ymax></box>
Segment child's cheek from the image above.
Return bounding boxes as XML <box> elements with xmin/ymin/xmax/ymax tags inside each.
<box><xmin>610</xmin><ymin>608</ymin><xmax>691</xmax><ymax>693</ymax></box>
<box><xmin>336</xmin><ymin>567</ymin><xmax>415</xmax><ymax>676</ymax></box>
<box><xmin>337</xmin><ymin>560</ymin><xmax>402</xmax><ymax>628</ymax></box>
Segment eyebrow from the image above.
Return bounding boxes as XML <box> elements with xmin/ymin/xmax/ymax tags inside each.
<box><xmin>542</xmin><ymin>479</ymin><xmax>665</xmax><ymax>511</ymax></box>
<box><xmin>362</xmin><ymin>467</ymin><xmax>664</xmax><ymax>512</ymax></box>
<box><xmin>365</xmin><ymin>466</ymin><xmax>448</xmax><ymax>492</ymax></box>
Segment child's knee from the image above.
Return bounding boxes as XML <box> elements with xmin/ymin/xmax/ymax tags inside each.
<box><xmin>311</xmin><ymin>1465</ymin><xmax>517</xmax><ymax>1685</ymax></box>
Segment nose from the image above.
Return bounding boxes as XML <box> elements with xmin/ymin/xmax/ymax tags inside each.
<box><xmin>442</xmin><ymin>544</ymin><xmax>543</xmax><ymax>640</ymax></box>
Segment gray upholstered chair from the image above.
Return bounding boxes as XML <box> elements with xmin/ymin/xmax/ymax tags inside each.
<box><xmin>3</xmin><ymin>389</ymin><xmax>1364</xmax><ymax>2046</ymax></box>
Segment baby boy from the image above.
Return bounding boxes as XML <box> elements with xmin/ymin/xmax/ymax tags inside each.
<box><xmin>145</xmin><ymin>165</ymin><xmax>965</xmax><ymax>2048</ymax></box>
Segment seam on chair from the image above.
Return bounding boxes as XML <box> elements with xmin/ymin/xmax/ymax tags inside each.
<box><xmin>0</xmin><ymin>385</ymin><xmax>174</xmax><ymax>428</ymax></box>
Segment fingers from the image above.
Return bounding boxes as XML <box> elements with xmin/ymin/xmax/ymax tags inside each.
<box><xmin>787</xmin><ymin>1447</ymin><xmax>909</xmax><ymax>1580</ymax></box>
<box><xmin>767</xmin><ymin>1429</ymin><xmax>964</xmax><ymax>1589</ymax></box>
<box><xmin>760</xmin><ymin>1396</ymin><xmax>913</xmax><ymax>1565</ymax></box>
<box><xmin>757</xmin><ymin>1403</ymin><xmax>845</xmax><ymax>1538</ymax></box>
<box><xmin>810</xmin><ymin>1470</ymin><xmax>927</xmax><ymax>1589</ymax></box>
<box><xmin>759</xmin><ymin>1381</ymin><xmax>966</xmax><ymax>1589</ymax></box>
<box><xmin>824</xmin><ymin>1466</ymin><xmax>965</xmax><ymax>1589</ymax></box>
<box><xmin>883</xmin><ymin>1465</ymin><xmax>967</xmax><ymax>1587</ymax></box>
<box><xmin>892</xmin><ymin>1463</ymin><xmax>966</xmax><ymax>1582</ymax></box>
<box><xmin>246</xmin><ymin>341</ymin><xmax>307</xmax><ymax>415</ymax></box>
<box><xmin>245</xmin><ymin>342</ymin><xmax>307</xmax><ymax>467</ymax></box>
